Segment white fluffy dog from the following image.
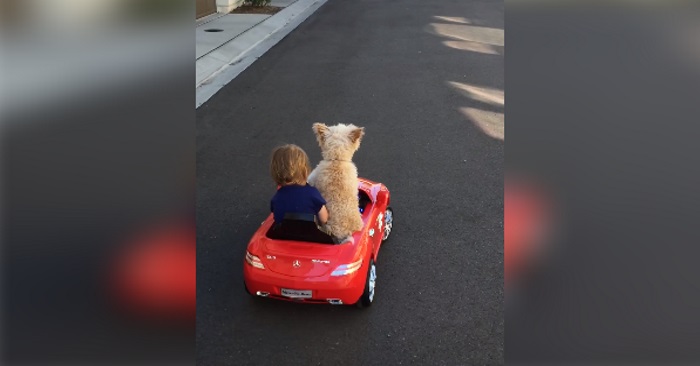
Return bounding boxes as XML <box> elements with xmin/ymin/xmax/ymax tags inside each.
<box><xmin>307</xmin><ymin>122</ymin><xmax>365</xmax><ymax>240</ymax></box>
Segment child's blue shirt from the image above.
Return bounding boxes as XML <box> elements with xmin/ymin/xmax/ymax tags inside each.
<box><xmin>270</xmin><ymin>184</ymin><xmax>326</xmax><ymax>223</ymax></box>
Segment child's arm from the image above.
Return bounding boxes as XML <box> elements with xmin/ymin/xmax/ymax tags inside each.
<box><xmin>317</xmin><ymin>205</ymin><xmax>329</xmax><ymax>225</ymax></box>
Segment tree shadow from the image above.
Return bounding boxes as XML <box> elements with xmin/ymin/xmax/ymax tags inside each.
<box><xmin>425</xmin><ymin>11</ymin><xmax>504</xmax><ymax>141</ymax></box>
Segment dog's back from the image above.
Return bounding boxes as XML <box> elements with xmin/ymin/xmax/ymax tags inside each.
<box><xmin>308</xmin><ymin>122</ymin><xmax>366</xmax><ymax>239</ymax></box>
<box><xmin>309</xmin><ymin>161</ymin><xmax>363</xmax><ymax>239</ymax></box>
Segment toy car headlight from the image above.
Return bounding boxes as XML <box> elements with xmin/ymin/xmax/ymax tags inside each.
<box><xmin>245</xmin><ymin>251</ymin><xmax>265</xmax><ymax>269</ymax></box>
<box><xmin>330</xmin><ymin>259</ymin><xmax>363</xmax><ymax>276</ymax></box>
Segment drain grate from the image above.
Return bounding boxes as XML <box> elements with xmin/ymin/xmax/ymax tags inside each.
<box><xmin>204</xmin><ymin>29</ymin><xmax>223</xmax><ymax>32</ymax></box>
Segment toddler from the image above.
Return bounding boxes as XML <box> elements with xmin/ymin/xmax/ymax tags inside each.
<box><xmin>269</xmin><ymin>144</ymin><xmax>328</xmax><ymax>226</ymax></box>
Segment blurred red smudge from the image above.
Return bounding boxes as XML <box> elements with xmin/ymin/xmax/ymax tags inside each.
<box><xmin>505</xmin><ymin>179</ymin><xmax>549</xmax><ymax>287</ymax></box>
<box><xmin>110</xmin><ymin>220</ymin><xmax>196</xmax><ymax>322</ymax></box>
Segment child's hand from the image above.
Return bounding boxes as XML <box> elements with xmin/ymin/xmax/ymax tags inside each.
<box><xmin>318</xmin><ymin>205</ymin><xmax>329</xmax><ymax>225</ymax></box>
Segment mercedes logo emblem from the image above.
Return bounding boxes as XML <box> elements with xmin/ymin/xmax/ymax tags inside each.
<box><xmin>292</xmin><ymin>260</ymin><xmax>300</xmax><ymax>268</ymax></box>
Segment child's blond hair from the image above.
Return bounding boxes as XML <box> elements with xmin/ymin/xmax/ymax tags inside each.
<box><xmin>270</xmin><ymin>144</ymin><xmax>311</xmax><ymax>186</ymax></box>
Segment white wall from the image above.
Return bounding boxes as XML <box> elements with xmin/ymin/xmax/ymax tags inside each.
<box><xmin>217</xmin><ymin>0</ymin><xmax>245</xmax><ymax>13</ymax></box>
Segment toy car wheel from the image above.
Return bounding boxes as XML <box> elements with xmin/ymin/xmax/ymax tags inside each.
<box><xmin>356</xmin><ymin>259</ymin><xmax>376</xmax><ymax>308</ymax></box>
<box><xmin>382</xmin><ymin>207</ymin><xmax>393</xmax><ymax>241</ymax></box>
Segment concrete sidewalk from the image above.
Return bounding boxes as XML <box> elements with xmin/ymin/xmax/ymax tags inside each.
<box><xmin>196</xmin><ymin>0</ymin><xmax>328</xmax><ymax>108</ymax></box>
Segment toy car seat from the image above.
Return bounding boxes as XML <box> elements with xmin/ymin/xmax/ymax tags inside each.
<box><xmin>358</xmin><ymin>190</ymin><xmax>371</xmax><ymax>214</ymax></box>
<box><xmin>266</xmin><ymin>213</ymin><xmax>337</xmax><ymax>244</ymax></box>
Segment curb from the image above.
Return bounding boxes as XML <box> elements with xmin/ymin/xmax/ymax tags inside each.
<box><xmin>196</xmin><ymin>0</ymin><xmax>328</xmax><ymax>109</ymax></box>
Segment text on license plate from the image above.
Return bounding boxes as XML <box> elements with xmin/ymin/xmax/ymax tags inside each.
<box><xmin>281</xmin><ymin>288</ymin><xmax>312</xmax><ymax>298</ymax></box>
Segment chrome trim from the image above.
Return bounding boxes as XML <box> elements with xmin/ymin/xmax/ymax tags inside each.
<box><xmin>368</xmin><ymin>263</ymin><xmax>376</xmax><ymax>302</ymax></box>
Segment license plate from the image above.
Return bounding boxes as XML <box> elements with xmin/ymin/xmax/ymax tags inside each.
<box><xmin>280</xmin><ymin>288</ymin><xmax>312</xmax><ymax>298</ymax></box>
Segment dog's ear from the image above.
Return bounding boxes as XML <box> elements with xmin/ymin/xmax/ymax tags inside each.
<box><xmin>349</xmin><ymin>126</ymin><xmax>365</xmax><ymax>144</ymax></box>
<box><xmin>313</xmin><ymin>123</ymin><xmax>329</xmax><ymax>144</ymax></box>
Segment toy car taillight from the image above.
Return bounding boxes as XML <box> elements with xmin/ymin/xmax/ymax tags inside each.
<box><xmin>330</xmin><ymin>259</ymin><xmax>363</xmax><ymax>276</ymax></box>
<box><xmin>245</xmin><ymin>251</ymin><xmax>265</xmax><ymax>269</ymax></box>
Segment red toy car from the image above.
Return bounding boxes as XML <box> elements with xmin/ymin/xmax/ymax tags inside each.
<box><xmin>243</xmin><ymin>178</ymin><xmax>393</xmax><ymax>307</ymax></box>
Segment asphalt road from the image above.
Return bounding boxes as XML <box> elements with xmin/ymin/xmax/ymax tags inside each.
<box><xmin>196</xmin><ymin>0</ymin><xmax>504</xmax><ymax>364</ymax></box>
